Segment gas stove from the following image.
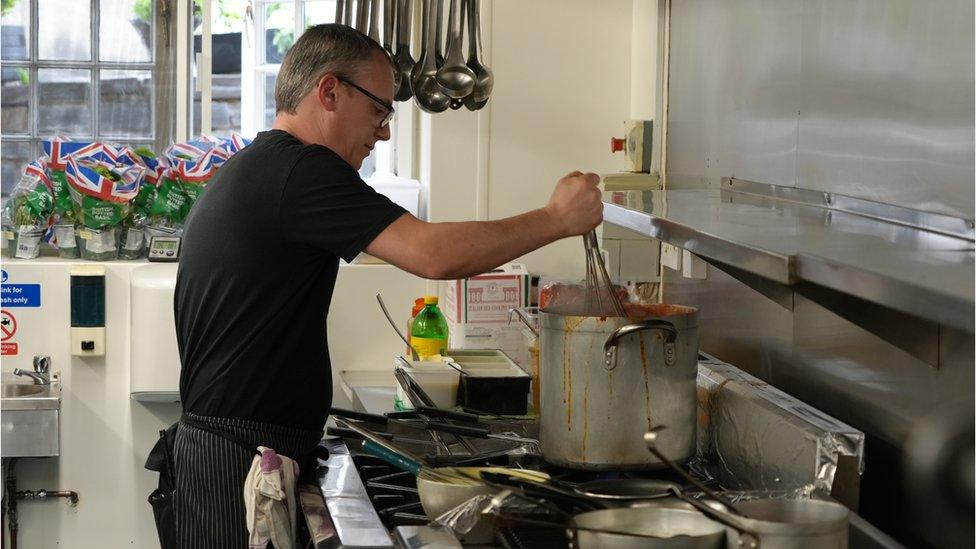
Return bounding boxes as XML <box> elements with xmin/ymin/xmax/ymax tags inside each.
<box><xmin>307</xmin><ymin>427</ymin><xmax>711</xmax><ymax>548</ymax></box>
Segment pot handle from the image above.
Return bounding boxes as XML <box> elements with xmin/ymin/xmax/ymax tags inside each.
<box><xmin>603</xmin><ymin>320</ymin><xmax>678</xmax><ymax>371</ymax></box>
<box><xmin>508</xmin><ymin>307</ymin><xmax>539</xmax><ymax>337</ymax></box>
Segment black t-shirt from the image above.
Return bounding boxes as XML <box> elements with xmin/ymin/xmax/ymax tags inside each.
<box><xmin>175</xmin><ymin>130</ymin><xmax>406</xmax><ymax>430</ymax></box>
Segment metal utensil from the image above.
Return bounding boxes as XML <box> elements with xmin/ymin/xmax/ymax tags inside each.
<box><xmin>383</xmin><ymin>0</ymin><xmax>395</xmax><ymax>54</ymax></box>
<box><xmin>433</xmin><ymin>0</ymin><xmax>445</xmax><ymax>67</ymax></box>
<box><xmin>583</xmin><ymin>230</ymin><xmax>627</xmax><ymax>317</ymax></box>
<box><xmin>336</xmin><ymin>418</ymin><xmax>473</xmax><ymax>484</ymax></box>
<box><xmin>356</xmin><ymin>0</ymin><xmax>369</xmax><ymax>30</ymax></box>
<box><xmin>327</xmin><ymin>426</ymin><xmax>442</xmax><ymax>447</ymax></box>
<box><xmin>435</xmin><ymin>0</ymin><xmax>475</xmax><ymax>98</ymax></box>
<box><xmin>424</xmin><ymin>420</ymin><xmax>540</xmax><ymax>450</ymax></box>
<box><xmin>411</xmin><ymin>0</ymin><xmax>451</xmax><ymax>112</ymax></box>
<box><xmin>643</xmin><ymin>427</ymin><xmax>745</xmax><ymax>516</ymax></box>
<box><xmin>393</xmin><ymin>0</ymin><xmax>415</xmax><ymax>101</ymax></box>
<box><xmin>376</xmin><ymin>293</ymin><xmax>420</xmax><ymax>360</ymax></box>
<box><xmin>367</xmin><ymin>0</ymin><xmax>380</xmax><ymax>40</ymax></box>
<box><xmin>335</xmin><ymin>0</ymin><xmax>346</xmax><ymax>26</ymax></box>
<box><xmin>463</xmin><ymin>0</ymin><xmax>492</xmax><ymax>110</ymax></box>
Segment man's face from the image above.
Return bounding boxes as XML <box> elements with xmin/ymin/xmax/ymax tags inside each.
<box><xmin>333</xmin><ymin>52</ymin><xmax>395</xmax><ymax>170</ymax></box>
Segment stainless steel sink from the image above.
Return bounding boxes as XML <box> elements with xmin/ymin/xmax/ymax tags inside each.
<box><xmin>1</xmin><ymin>373</ymin><xmax>62</xmax><ymax>457</ymax></box>
<box><xmin>2</xmin><ymin>383</ymin><xmax>46</xmax><ymax>398</ymax></box>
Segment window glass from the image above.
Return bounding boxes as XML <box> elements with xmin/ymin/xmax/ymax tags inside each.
<box><xmin>1</xmin><ymin>0</ymin><xmax>30</xmax><ymax>61</ymax></box>
<box><xmin>264</xmin><ymin>2</ymin><xmax>295</xmax><ymax>64</ymax></box>
<box><xmin>1</xmin><ymin>141</ymin><xmax>32</xmax><ymax>199</ymax></box>
<box><xmin>1</xmin><ymin>68</ymin><xmax>29</xmax><ymax>134</ymax></box>
<box><xmin>304</xmin><ymin>1</ymin><xmax>337</xmax><ymax>28</ymax></box>
<box><xmin>100</xmin><ymin>0</ymin><xmax>153</xmax><ymax>63</ymax></box>
<box><xmin>38</xmin><ymin>68</ymin><xmax>92</xmax><ymax>135</ymax></box>
<box><xmin>38</xmin><ymin>0</ymin><xmax>91</xmax><ymax>61</ymax></box>
<box><xmin>99</xmin><ymin>69</ymin><xmax>153</xmax><ymax>137</ymax></box>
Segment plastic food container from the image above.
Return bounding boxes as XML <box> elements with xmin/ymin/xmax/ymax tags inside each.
<box><xmin>394</xmin><ymin>358</ymin><xmax>460</xmax><ymax>410</ymax></box>
<box><xmin>450</xmin><ymin>350</ymin><xmax>531</xmax><ymax>415</ymax></box>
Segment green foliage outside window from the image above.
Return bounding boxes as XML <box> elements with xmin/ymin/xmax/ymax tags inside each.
<box><xmin>1</xmin><ymin>0</ymin><xmax>18</xmax><ymax>17</ymax></box>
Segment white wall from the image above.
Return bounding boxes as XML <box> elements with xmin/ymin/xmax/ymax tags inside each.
<box><xmin>422</xmin><ymin>0</ymin><xmax>640</xmax><ymax>279</ymax></box>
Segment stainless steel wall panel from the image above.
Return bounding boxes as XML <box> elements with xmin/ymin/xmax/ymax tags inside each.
<box><xmin>665</xmin><ymin>0</ymin><xmax>974</xmax><ymax>543</ymax></box>
<box><xmin>667</xmin><ymin>0</ymin><xmax>803</xmax><ymax>190</ymax></box>
<box><xmin>788</xmin><ymin>295</ymin><xmax>973</xmax><ymax>445</ymax></box>
<box><xmin>796</xmin><ymin>0</ymin><xmax>975</xmax><ymax>219</ymax></box>
<box><xmin>663</xmin><ymin>263</ymin><xmax>794</xmax><ymax>383</ymax></box>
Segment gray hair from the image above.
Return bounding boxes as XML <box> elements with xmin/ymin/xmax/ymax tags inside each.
<box><xmin>275</xmin><ymin>24</ymin><xmax>393</xmax><ymax>114</ymax></box>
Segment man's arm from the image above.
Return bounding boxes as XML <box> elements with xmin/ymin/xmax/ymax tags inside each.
<box><xmin>366</xmin><ymin>171</ymin><xmax>603</xmax><ymax>280</ymax></box>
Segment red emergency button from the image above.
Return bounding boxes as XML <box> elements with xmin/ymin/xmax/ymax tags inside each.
<box><xmin>610</xmin><ymin>137</ymin><xmax>625</xmax><ymax>153</ymax></box>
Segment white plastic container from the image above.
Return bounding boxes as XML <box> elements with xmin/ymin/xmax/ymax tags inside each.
<box><xmin>394</xmin><ymin>358</ymin><xmax>460</xmax><ymax>409</ymax></box>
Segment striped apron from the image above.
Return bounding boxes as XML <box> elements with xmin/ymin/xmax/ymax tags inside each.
<box><xmin>173</xmin><ymin>413</ymin><xmax>323</xmax><ymax>549</ymax></box>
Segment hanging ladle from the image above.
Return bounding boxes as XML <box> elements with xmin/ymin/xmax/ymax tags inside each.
<box><xmin>412</xmin><ymin>0</ymin><xmax>451</xmax><ymax>112</ymax></box>
<box><xmin>383</xmin><ymin>0</ymin><xmax>395</xmax><ymax>55</ymax></box>
<box><xmin>435</xmin><ymin>0</ymin><xmax>475</xmax><ymax>99</ymax></box>
<box><xmin>393</xmin><ymin>0</ymin><xmax>415</xmax><ymax>101</ymax></box>
<box><xmin>463</xmin><ymin>0</ymin><xmax>492</xmax><ymax>110</ymax></box>
<box><xmin>367</xmin><ymin>0</ymin><xmax>380</xmax><ymax>41</ymax></box>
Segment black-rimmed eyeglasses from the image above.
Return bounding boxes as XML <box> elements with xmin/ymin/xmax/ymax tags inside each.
<box><xmin>337</xmin><ymin>76</ymin><xmax>395</xmax><ymax>128</ymax></box>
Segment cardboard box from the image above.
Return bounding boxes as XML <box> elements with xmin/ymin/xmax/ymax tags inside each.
<box><xmin>443</xmin><ymin>263</ymin><xmax>530</xmax><ymax>324</ymax></box>
<box><xmin>442</xmin><ymin>264</ymin><xmax>532</xmax><ymax>369</ymax></box>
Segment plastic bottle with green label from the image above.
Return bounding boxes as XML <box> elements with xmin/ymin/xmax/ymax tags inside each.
<box><xmin>410</xmin><ymin>296</ymin><xmax>449</xmax><ymax>359</ymax></box>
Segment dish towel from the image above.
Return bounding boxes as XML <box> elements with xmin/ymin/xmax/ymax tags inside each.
<box><xmin>244</xmin><ymin>446</ymin><xmax>300</xmax><ymax>549</ymax></box>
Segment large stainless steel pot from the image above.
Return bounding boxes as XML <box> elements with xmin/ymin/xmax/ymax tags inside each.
<box><xmin>538</xmin><ymin>304</ymin><xmax>699</xmax><ymax>470</ymax></box>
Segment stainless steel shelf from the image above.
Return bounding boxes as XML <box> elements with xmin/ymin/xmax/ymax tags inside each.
<box><xmin>603</xmin><ymin>180</ymin><xmax>975</xmax><ymax>332</ymax></box>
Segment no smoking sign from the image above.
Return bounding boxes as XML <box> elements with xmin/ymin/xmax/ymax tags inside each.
<box><xmin>1</xmin><ymin>310</ymin><xmax>17</xmax><ymax>356</ymax></box>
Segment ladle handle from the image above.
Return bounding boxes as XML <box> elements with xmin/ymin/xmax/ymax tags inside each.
<box><xmin>466</xmin><ymin>0</ymin><xmax>482</xmax><ymax>62</ymax></box>
<box><xmin>444</xmin><ymin>0</ymin><xmax>462</xmax><ymax>59</ymax></box>
<box><xmin>666</xmin><ymin>488</ymin><xmax>761</xmax><ymax>548</ymax></box>
<box><xmin>335</xmin><ymin>0</ymin><xmax>345</xmax><ymax>26</ymax></box>
<box><xmin>383</xmin><ymin>0</ymin><xmax>395</xmax><ymax>50</ymax></box>
<box><xmin>367</xmin><ymin>0</ymin><xmax>380</xmax><ymax>40</ymax></box>
<box><xmin>424</xmin><ymin>0</ymin><xmax>440</xmax><ymax>69</ymax></box>
<box><xmin>397</xmin><ymin>0</ymin><xmax>412</xmax><ymax>51</ymax></box>
<box><xmin>356</xmin><ymin>0</ymin><xmax>369</xmax><ymax>30</ymax></box>
<box><xmin>375</xmin><ymin>293</ymin><xmax>420</xmax><ymax>360</ymax></box>
<box><xmin>643</xmin><ymin>430</ymin><xmax>743</xmax><ymax>513</ymax></box>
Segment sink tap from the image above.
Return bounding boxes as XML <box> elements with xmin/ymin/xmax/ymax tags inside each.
<box><xmin>13</xmin><ymin>356</ymin><xmax>51</xmax><ymax>385</ymax></box>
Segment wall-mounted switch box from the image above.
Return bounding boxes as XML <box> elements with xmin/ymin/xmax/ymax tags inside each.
<box><xmin>70</xmin><ymin>265</ymin><xmax>106</xmax><ymax>356</ymax></box>
<box><xmin>682</xmin><ymin>250</ymin><xmax>708</xmax><ymax>279</ymax></box>
<box><xmin>661</xmin><ymin>243</ymin><xmax>682</xmax><ymax>271</ymax></box>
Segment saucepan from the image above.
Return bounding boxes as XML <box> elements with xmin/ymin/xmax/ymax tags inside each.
<box><xmin>644</xmin><ymin>427</ymin><xmax>852</xmax><ymax>549</ymax></box>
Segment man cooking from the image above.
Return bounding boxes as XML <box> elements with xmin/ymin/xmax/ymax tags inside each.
<box><xmin>173</xmin><ymin>24</ymin><xmax>603</xmax><ymax>546</ymax></box>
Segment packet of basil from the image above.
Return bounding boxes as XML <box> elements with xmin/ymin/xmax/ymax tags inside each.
<box><xmin>64</xmin><ymin>144</ymin><xmax>145</xmax><ymax>260</ymax></box>
<box><xmin>2</xmin><ymin>160</ymin><xmax>54</xmax><ymax>259</ymax></box>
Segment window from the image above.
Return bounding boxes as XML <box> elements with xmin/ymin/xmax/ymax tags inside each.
<box><xmin>190</xmin><ymin>0</ymin><xmax>394</xmax><ymax>180</ymax></box>
<box><xmin>1</xmin><ymin>0</ymin><xmax>164</xmax><ymax>201</ymax></box>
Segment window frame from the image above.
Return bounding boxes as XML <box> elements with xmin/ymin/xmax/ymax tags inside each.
<box><xmin>0</xmin><ymin>0</ymin><xmax>165</xmax><ymax>158</ymax></box>
<box><xmin>186</xmin><ymin>0</ymin><xmax>405</xmax><ymax>180</ymax></box>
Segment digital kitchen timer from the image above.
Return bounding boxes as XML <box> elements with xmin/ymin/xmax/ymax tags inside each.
<box><xmin>147</xmin><ymin>236</ymin><xmax>182</xmax><ymax>262</ymax></box>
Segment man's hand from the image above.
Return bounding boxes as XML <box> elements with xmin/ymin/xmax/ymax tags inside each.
<box><xmin>544</xmin><ymin>171</ymin><xmax>603</xmax><ymax>238</ymax></box>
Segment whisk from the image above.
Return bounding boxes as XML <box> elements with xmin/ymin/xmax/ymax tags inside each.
<box><xmin>583</xmin><ymin>230</ymin><xmax>627</xmax><ymax>317</ymax></box>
